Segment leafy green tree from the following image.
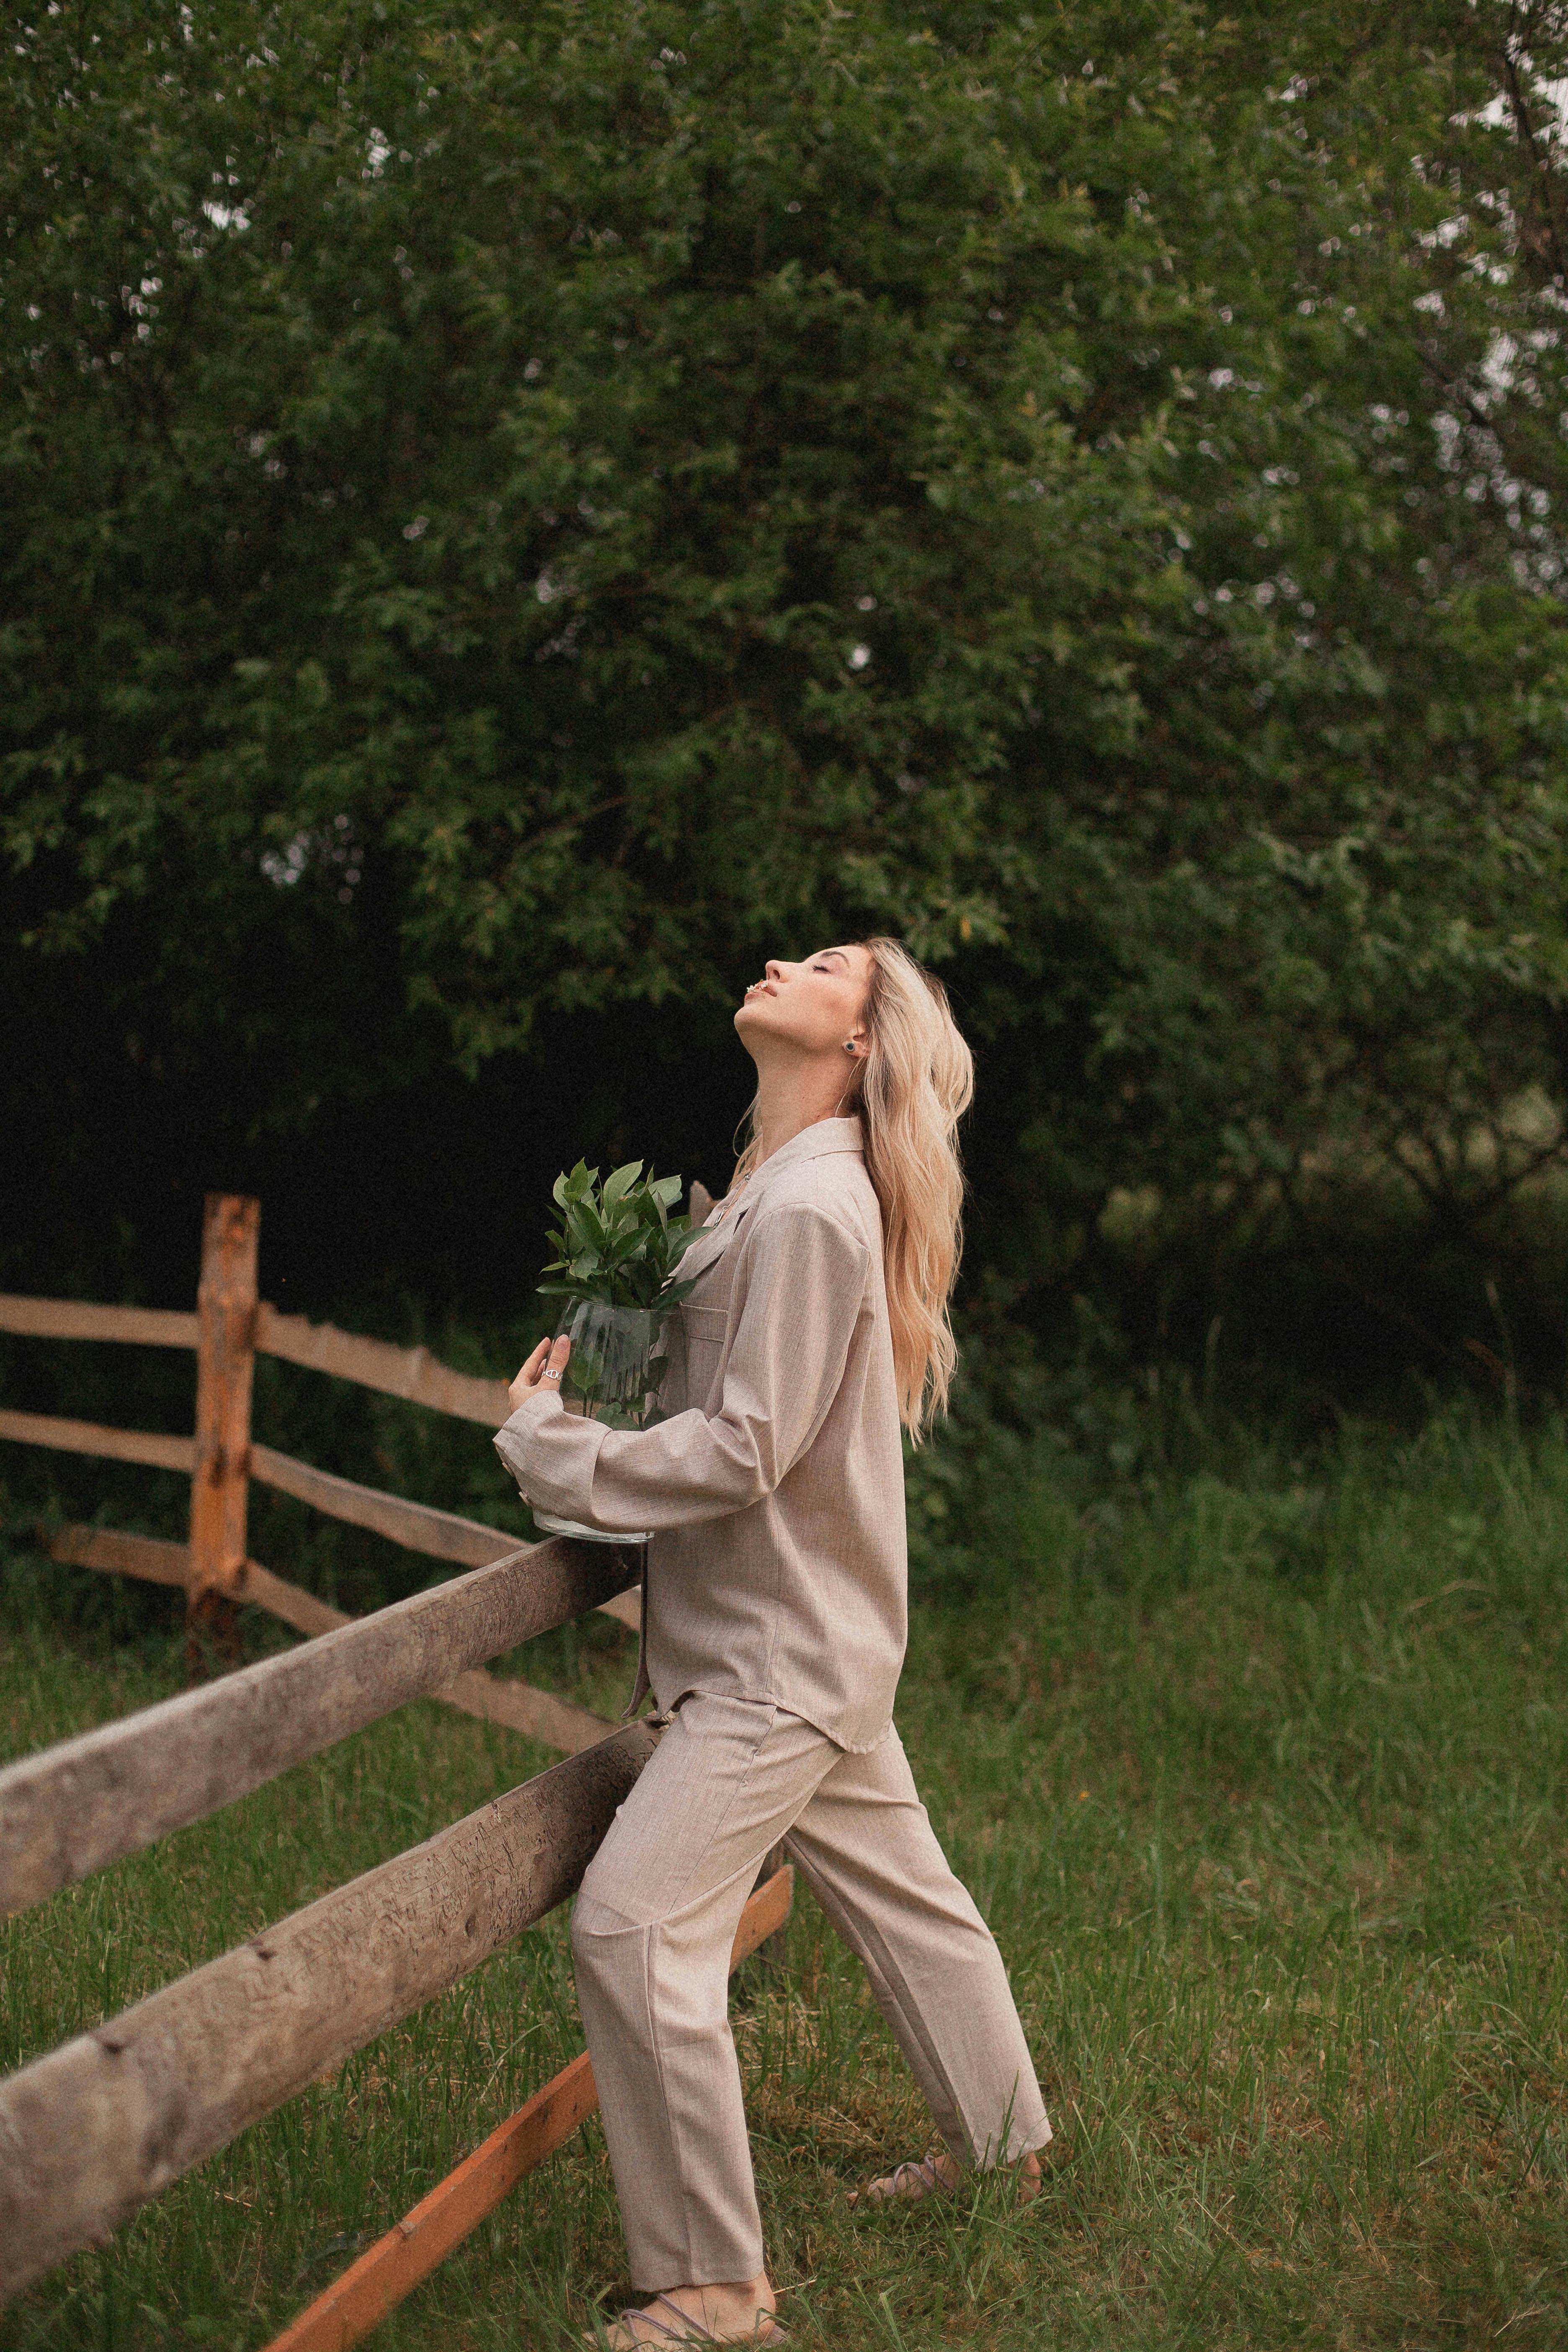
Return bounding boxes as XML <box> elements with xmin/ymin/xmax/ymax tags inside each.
<box><xmin>5</xmin><ymin>0</ymin><xmax>1568</xmax><ymax>1326</ymax></box>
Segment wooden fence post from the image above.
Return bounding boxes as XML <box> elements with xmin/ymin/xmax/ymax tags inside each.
<box><xmin>186</xmin><ymin>1194</ymin><xmax>260</xmax><ymax>1678</ymax></box>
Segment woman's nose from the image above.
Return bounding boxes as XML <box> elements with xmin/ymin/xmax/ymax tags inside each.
<box><xmin>764</xmin><ymin>959</ymin><xmax>786</xmax><ymax>981</ymax></box>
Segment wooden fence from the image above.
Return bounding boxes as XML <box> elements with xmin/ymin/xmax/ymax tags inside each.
<box><xmin>0</xmin><ymin>1188</ymin><xmax>787</xmax><ymax>2342</ymax></box>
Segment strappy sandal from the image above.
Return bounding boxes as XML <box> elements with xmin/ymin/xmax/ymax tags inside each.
<box><xmin>847</xmin><ymin>2154</ymin><xmax>957</xmax><ymax>2208</ymax></box>
<box><xmin>606</xmin><ymin>2293</ymin><xmax>789</xmax><ymax>2347</ymax></box>
<box><xmin>849</xmin><ymin>2147</ymin><xmax>1050</xmax><ymax>2208</ymax></box>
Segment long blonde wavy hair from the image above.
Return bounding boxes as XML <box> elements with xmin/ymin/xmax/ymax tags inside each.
<box><xmin>730</xmin><ymin>937</ymin><xmax>974</xmax><ymax>1440</ymax></box>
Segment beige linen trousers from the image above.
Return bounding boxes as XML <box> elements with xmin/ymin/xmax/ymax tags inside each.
<box><xmin>497</xmin><ymin>1119</ymin><xmax>1050</xmax><ymax>2288</ymax></box>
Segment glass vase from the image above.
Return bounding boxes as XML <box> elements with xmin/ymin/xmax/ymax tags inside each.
<box><xmin>530</xmin><ymin>1297</ymin><xmax>666</xmax><ymax>1545</ymax></box>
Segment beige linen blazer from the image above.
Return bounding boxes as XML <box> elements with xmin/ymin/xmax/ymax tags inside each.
<box><xmin>495</xmin><ymin>1117</ymin><xmax>906</xmax><ymax>1751</ymax></box>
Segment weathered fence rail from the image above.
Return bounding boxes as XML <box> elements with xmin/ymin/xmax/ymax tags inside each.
<box><xmin>0</xmin><ymin>1186</ymin><xmax>761</xmax><ymax>2343</ymax></box>
<box><xmin>255</xmin><ymin>1300</ymin><xmax>512</xmax><ymax>1424</ymax></box>
<box><xmin>42</xmin><ymin>1524</ymin><xmax>616</xmax><ymax>1753</ymax></box>
<box><xmin>0</xmin><ymin>1532</ymin><xmax>640</xmax><ymax>1916</ymax></box>
<box><xmin>0</xmin><ymin>1289</ymin><xmax>513</xmax><ymax>1418</ymax></box>
<box><xmin>0</xmin><ymin>1297</ymin><xmax>199</xmax><ymax>1348</ymax></box>
<box><xmin>0</xmin><ymin>1407</ymin><xmax>196</xmax><ymax>1473</ymax></box>
<box><xmin>248</xmin><ymin>1440</ymin><xmax>531</xmax><ymax>1567</ymax></box>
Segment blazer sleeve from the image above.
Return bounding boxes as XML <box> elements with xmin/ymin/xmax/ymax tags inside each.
<box><xmin>494</xmin><ymin>1202</ymin><xmax>871</xmax><ymax>1532</ymax></box>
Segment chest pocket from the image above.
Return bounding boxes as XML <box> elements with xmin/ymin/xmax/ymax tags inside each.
<box><xmin>678</xmin><ymin>1303</ymin><xmax>729</xmax><ymax>1411</ymax></box>
<box><xmin>668</xmin><ymin>1210</ymin><xmax>744</xmax><ymax>1413</ymax></box>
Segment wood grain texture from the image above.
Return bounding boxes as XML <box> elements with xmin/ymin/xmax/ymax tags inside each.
<box><xmin>231</xmin><ymin>1567</ymin><xmax>610</xmax><ymax>1750</ymax></box>
<box><xmin>255</xmin><ymin>1305</ymin><xmax>513</xmax><ymax>1426</ymax></box>
<box><xmin>0</xmin><ymin>1536</ymin><xmax>641</xmax><ymax>1917</ymax></box>
<box><xmin>265</xmin><ymin>1868</ymin><xmax>795</xmax><ymax>2352</ymax></box>
<box><xmin>39</xmin><ymin>1482</ymin><xmax>640</xmax><ymax>1627</ymax></box>
<box><xmin>188</xmin><ymin>1194</ymin><xmax>260</xmax><ymax>1606</ymax></box>
<box><xmin>0</xmin><ymin>1725</ymin><xmax>661</xmax><ymax>2303</ymax></box>
<box><xmin>0</xmin><ymin>1410</ymin><xmax>195</xmax><ymax>1473</ymax></box>
<box><xmin>0</xmin><ymin>1295</ymin><xmax>199</xmax><ymax>1348</ymax></box>
<box><xmin>47</xmin><ymin>1526</ymin><xmax>355</xmax><ymax>1628</ymax></box>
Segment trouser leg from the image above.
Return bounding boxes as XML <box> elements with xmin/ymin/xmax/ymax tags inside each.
<box><xmin>784</xmin><ymin>1725</ymin><xmax>1052</xmax><ymax>2167</ymax></box>
<box><xmin>570</xmin><ymin>1696</ymin><xmax>838</xmax><ymax>2290</ymax></box>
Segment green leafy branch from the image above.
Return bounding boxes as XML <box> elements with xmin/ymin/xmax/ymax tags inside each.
<box><xmin>538</xmin><ymin>1159</ymin><xmax>701</xmax><ymax>1313</ymax></box>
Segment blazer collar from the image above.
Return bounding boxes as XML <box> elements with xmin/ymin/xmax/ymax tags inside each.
<box><xmin>752</xmin><ymin>1115</ymin><xmax>865</xmax><ymax>1180</ymax></box>
<box><xmin>732</xmin><ymin>1114</ymin><xmax>865</xmax><ymax>1221</ymax></box>
<box><xmin>676</xmin><ymin>1117</ymin><xmax>864</xmax><ymax>1286</ymax></box>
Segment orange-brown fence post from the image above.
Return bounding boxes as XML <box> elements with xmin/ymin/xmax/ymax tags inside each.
<box><xmin>186</xmin><ymin>1194</ymin><xmax>260</xmax><ymax>1679</ymax></box>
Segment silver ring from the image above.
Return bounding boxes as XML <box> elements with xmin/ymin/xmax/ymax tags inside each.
<box><xmin>542</xmin><ymin>1367</ymin><xmax>562</xmax><ymax>1381</ymax></box>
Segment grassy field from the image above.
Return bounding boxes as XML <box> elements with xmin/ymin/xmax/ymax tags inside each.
<box><xmin>3</xmin><ymin>1403</ymin><xmax>1567</xmax><ymax>2351</ymax></box>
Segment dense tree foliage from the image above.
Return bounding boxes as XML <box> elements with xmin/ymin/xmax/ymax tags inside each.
<box><xmin>6</xmin><ymin>0</ymin><xmax>1568</xmax><ymax>1342</ymax></box>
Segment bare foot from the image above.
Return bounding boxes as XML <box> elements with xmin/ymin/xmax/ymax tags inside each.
<box><xmin>849</xmin><ymin>2148</ymin><xmax>1044</xmax><ymax>2207</ymax></box>
<box><xmin>588</xmin><ymin>2274</ymin><xmax>783</xmax><ymax>2347</ymax></box>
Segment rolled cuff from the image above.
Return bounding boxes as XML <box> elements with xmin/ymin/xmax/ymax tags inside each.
<box><xmin>494</xmin><ymin>1391</ymin><xmax>614</xmax><ymax>1524</ymax></box>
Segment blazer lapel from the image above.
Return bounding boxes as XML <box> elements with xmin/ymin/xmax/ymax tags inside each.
<box><xmin>674</xmin><ymin>1208</ymin><xmax>741</xmax><ymax>1288</ymax></box>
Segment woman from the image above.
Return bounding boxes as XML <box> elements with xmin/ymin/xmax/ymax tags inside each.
<box><xmin>498</xmin><ymin>939</ymin><xmax>1051</xmax><ymax>2347</ymax></box>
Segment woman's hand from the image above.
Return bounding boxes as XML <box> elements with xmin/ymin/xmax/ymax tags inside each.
<box><xmin>510</xmin><ymin>1333</ymin><xmax>571</xmax><ymax>1414</ymax></box>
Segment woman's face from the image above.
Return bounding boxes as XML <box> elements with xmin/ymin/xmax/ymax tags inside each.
<box><xmin>734</xmin><ymin>944</ymin><xmax>874</xmax><ymax>1060</ymax></box>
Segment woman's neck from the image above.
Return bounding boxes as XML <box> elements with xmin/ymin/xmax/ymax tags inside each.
<box><xmin>752</xmin><ymin>1057</ymin><xmax>858</xmax><ymax>1167</ymax></box>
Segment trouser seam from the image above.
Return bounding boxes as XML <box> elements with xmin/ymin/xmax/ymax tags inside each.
<box><xmin>638</xmin><ymin>1919</ymin><xmax>704</xmax><ymax>2288</ymax></box>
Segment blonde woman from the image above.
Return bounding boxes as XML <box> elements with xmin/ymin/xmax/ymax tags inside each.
<box><xmin>498</xmin><ymin>940</ymin><xmax>1051</xmax><ymax>2347</ymax></box>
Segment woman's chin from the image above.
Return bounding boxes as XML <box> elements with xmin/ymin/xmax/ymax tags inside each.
<box><xmin>733</xmin><ymin>1005</ymin><xmax>774</xmax><ymax>1064</ymax></box>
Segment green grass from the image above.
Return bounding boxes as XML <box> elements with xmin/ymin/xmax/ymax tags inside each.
<box><xmin>3</xmin><ymin>1403</ymin><xmax>1568</xmax><ymax>2350</ymax></box>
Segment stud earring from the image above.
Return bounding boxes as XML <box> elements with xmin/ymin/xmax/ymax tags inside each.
<box><xmin>843</xmin><ymin>1039</ymin><xmax>859</xmax><ymax>1055</ymax></box>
